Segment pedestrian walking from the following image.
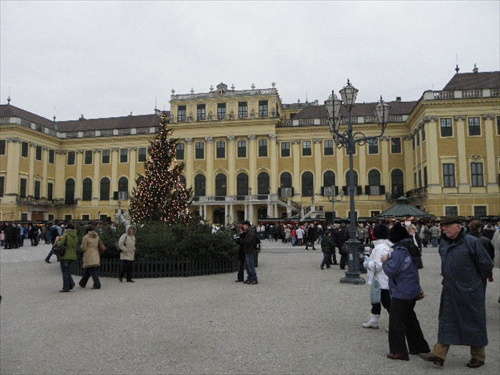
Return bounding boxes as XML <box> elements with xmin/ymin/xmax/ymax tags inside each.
<box><xmin>382</xmin><ymin>222</ymin><xmax>430</xmax><ymax>361</ymax></box>
<box><xmin>56</xmin><ymin>223</ymin><xmax>78</xmax><ymax>293</ymax></box>
<box><xmin>241</xmin><ymin>220</ymin><xmax>258</xmax><ymax>284</ymax></box>
<box><xmin>320</xmin><ymin>230</ymin><xmax>334</xmax><ymax>269</ymax></box>
<box><xmin>78</xmin><ymin>225</ymin><xmax>104</xmax><ymax>290</ymax></box>
<box><xmin>362</xmin><ymin>224</ymin><xmax>392</xmax><ymax>329</ymax></box>
<box><xmin>118</xmin><ymin>224</ymin><xmax>137</xmax><ymax>283</ymax></box>
<box><xmin>419</xmin><ymin>216</ymin><xmax>494</xmax><ymax>368</ymax></box>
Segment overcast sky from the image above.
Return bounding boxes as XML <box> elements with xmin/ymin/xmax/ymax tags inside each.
<box><xmin>1</xmin><ymin>1</ymin><xmax>498</xmax><ymax>121</ymax></box>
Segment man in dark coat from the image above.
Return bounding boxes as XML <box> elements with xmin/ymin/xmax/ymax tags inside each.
<box><xmin>419</xmin><ymin>216</ymin><xmax>493</xmax><ymax>368</ymax></box>
<box><xmin>241</xmin><ymin>221</ymin><xmax>258</xmax><ymax>285</ymax></box>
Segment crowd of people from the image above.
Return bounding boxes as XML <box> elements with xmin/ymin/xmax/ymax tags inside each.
<box><xmin>2</xmin><ymin>216</ymin><xmax>499</xmax><ymax>368</ymax></box>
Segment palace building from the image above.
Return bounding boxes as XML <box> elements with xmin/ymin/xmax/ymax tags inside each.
<box><xmin>0</xmin><ymin>68</ymin><xmax>499</xmax><ymax>223</ymax></box>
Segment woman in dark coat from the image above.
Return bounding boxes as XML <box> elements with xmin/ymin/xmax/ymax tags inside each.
<box><xmin>382</xmin><ymin>222</ymin><xmax>430</xmax><ymax>361</ymax></box>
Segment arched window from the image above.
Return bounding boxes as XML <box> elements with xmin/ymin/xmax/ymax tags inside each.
<box><xmin>257</xmin><ymin>172</ymin><xmax>270</xmax><ymax>195</ymax></box>
<box><xmin>368</xmin><ymin>169</ymin><xmax>381</xmax><ymax>186</ymax></box>
<box><xmin>215</xmin><ymin>174</ymin><xmax>227</xmax><ymax>197</ymax></box>
<box><xmin>345</xmin><ymin>170</ymin><xmax>359</xmax><ymax>186</ymax></box>
<box><xmin>100</xmin><ymin>177</ymin><xmax>110</xmax><ymax>200</ymax></box>
<box><xmin>301</xmin><ymin>171</ymin><xmax>314</xmax><ymax>197</ymax></box>
<box><xmin>280</xmin><ymin>172</ymin><xmax>292</xmax><ymax>188</ymax></box>
<box><xmin>65</xmin><ymin>179</ymin><xmax>75</xmax><ymax>205</ymax></box>
<box><xmin>194</xmin><ymin>174</ymin><xmax>206</xmax><ymax>196</ymax></box>
<box><xmin>323</xmin><ymin>170</ymin><xmax>336</xmax><ymax>188</ymax></box>
<box><xmin>118</xmin><ymin>177</ymin><xmax>128</xmax><ymax>192</ymax></box>
<box><xmin>391</xmin><ymin>169</ymin><xmax>404</xmax><ymax>198</ymax></box>
<box><xmin>82</xmin><ymin>178</ymin><xmax>92</xmax><ymax>201</ymax></box>
<box><xmin>237</xmin><ymin>173</ymin><xmax>249</xmax><ymax>196</ymax></box>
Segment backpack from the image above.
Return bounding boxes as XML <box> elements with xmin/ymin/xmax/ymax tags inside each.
<box><xmin>50</xmin><ymin>226</ymin><xmax>59</xmax><ymax>239</ymax></box>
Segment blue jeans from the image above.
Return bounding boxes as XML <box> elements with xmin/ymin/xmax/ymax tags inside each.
<box><xmin>79</xmin><ymin>267</ymin><xmax>101</xmax><ymax>289</ymax></box>
<box><xmin>321</xmin><ymin>252</ymin><xmax>332</xmax><ymax>268</ymax></box>
<box><xmin>245</xmin><ymin>254</ymin><xmax>257</xmax><ymax>282</ymax></box>
<box><xmin>59</xmin><ymin>260</ymin><xmax>75</xmax><ymax>291</ymax></box>
<box><xmin>431</xmin><ymin>237</ymin><xmax>439</xmax><ymax>247</ymax></box>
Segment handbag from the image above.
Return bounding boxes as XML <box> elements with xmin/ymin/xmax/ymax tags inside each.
<box><xmin>98</xmin><ymin>239</ymin><xmax>106</xmax><ymax>253</ymax></box>
<box><xmin>53</xmin><ymin>235</ymin><xmax>67</xmax><ymax>257</ymax></box>
<box><xmin>370</xmin><ymin>278</ymin><xmax>381</xmax><ymax>304</ymax></box>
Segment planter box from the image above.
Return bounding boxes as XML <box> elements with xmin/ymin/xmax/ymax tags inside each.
<box><xmin>70</xmin><ymin>257</ymin><xmax>238</xmax><ymax>278</ymax></box>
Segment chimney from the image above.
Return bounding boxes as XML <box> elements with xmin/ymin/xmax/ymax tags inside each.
<box><xmin>473</xmin><ymin>63</ymin><xmax>478</xmax><ymax>73</ymax></box>
<box><xmin>396</xmin><ymin>97</ymin><xmax>402</xmax><ymax>102</ymax></box>
<box><xmin>79</xmin><ymin>114</ymin><xmax>85</xmax><ymax>120</ymax></box>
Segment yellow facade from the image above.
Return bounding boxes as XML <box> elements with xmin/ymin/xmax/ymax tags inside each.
<box><xmin>0</xmin><ymin>72</ymin><xmax>499</xmax><ymax>223</ymax></box>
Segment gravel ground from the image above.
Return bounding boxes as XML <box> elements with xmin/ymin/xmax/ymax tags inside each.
<box><xmin>1</xmin><ymin>240</ymin><xmax>499</xmax><ymax>375</ymax></box>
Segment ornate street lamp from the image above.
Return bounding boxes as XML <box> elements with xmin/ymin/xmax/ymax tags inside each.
<box><xmin>325</xmin><ymin>80</ymin><xmax>390</xmax><ymax>284</ymax></box>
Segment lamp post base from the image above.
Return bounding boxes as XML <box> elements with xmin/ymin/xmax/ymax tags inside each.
<box><xmin>339</xmin><ymin>239</ymin><xmax>366</xmax><ymax>285</ymax></box>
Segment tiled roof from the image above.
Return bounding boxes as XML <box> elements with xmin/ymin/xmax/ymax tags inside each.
<box><xmin>56</xmin><ymin>114</ymin><xmax>161</xmax><ymax>132</ymax></box>
<box><xmin>0</xmin><ymin>104</ymin><xmax>55</xmax><ymax>128</ymax></box>
<box><xmin>443</xmin><ymin>71</ymin><xmax>500</xmax><ymax>91</ymax></box>
<box><xmin>291</xmin><ymin>100</ymin><xmax>417</xmax><ymax>119</ymax></box>
<box><xmin>0</xmin><ymin>103</ymin><xmax>164</xmax><ymax>132</ymax></box>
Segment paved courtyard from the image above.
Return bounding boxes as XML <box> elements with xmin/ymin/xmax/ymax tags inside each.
<box><xmin>1</xmin><ymin>240</ymin><xmax>499</xmax><ymax>375</ymax></box>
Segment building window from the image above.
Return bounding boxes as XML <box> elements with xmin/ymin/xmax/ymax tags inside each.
<box><xmin>468</xmin><ymin>117</ymin><xmax>481</xmax><ymax>136</ymax></box>
<box><xmin>443</xmin><ymin>163</ymin><xmax>455</xmax><ymax>187</ymax></box>
<box><xmin>176</xmin><ymin>143</ymin><xmax>184</xmax><ymax>160</ymax></box>
<box><xmin>440</xmin><ymin>118</ymin><xmax>453</xmax><ymax>137</ymax></box>
<box><xmin>215</xmin><ymin>173</ymin><xmax>227</xmax><ymax>197</ymax></box>
<box><xmin>471</xmin><ymin>162</ymin><xmax>484</xmax><ymax>187</ymax></box>
<box><xmin>324</xmin><ymin>140</ymin><xmax>334</xmax><ymax>155</ymax></box>
<box><xmin>416</xmin><ymin>132</ymin><xmax>420</xmax><ymax>147</ymax></box>
<box><xmin>216</xmin><ymin>141</ymin><xmax>225</xmax><ymax>158</ymax></box>
<box><xmin>118</xmin><ymin>177</ymin><xmax>128</xmax><ymax>199</ymax></box>
<box><xmin>323</xmin><ymin>171</ymin><xmax>336</xmax><ymax>188</ymax></box>
<box><xmin>237</xmin><ymin>173</ymin><xmax>249</xmax><ymax>197</ymax></box>
<box><xmin>0</xmin><ymin>140</ymin><xmax>5</xmax><ymax>155</ymax></box>
<box><xmin>0</xmin><ymin>176</ymin><xmax>4</xmax><ymax>197</ymax></box>
<box><xmin>217</xmin><ymin>103</ymin><xmax>226</xmax><ymax>120</ymax></box>
<box><xmin>177</xmin><ymin>105</ymin><xmax>186</xmax><ymax>122</ymax></box>
<box><xmin>65</xmin><ymin>179</ymin><xmax>75</xmax><ymax>205</ymax></box>
<box><xmin>20</xmin><ymin>178</ymin><xmax>27</xmax><ymax>198</ymax></box>
<box><xmin>445</xmin><ymin>206</ymin><xmax>458</xmax><ymax>216</ymax></box>
<box><xmin>368</xmin><ymin>169</ymin><xmax>381</xmax><ymax>186</ymax></box>
<box><xmin>368</xmin><ymin>139</ymin><xmax>378</xmax><ymax>154</ymax></box>
<box><xmin>238</xmin><ymin>102</ymin><xmax>248</xmax><ymax>118</ymax></box>
<box><xmin>120</xmin><ymin>149</ymin><xmax>128</xmax><ymax>163</ymax></box>
<box><xmin>474</xmin><ymin>206</ymin><xmax>487</xmax><ymax>217</ymax></box>
<box><xmin>34</xmin><ymin>180</ymin><xmax>41</xmax><ymax>199</ymax></box>
<box><xmin>197</xmin><ymin>104</ymin><xmax>206</xmax><ymax>121</ymax></box>
<box><xmin>497</xmin><ymin>116</ymin><xmax>500</xmax><ymax>135</ymax></box>
<box><xmin>421</xmin><ymin>126</ymin><xmax>426</xmax><ymax>142</ymax></box>
<box><xmin>49</xmin><ymin>149</ymin><xmax>55</xmax><ymax>164</ymax></box>
<box><xmin>258</xmin><ymin>100</ymin><xmax>268</xmax><ymax>118</ymax></box>
<box><xmin>195</xmin><ymin>142</ymin><xmax>204</xmax><ymax>159</ymax></box>
<box><xmin>21</xmin><ymin>142</ymin><xmax>29</xmax><ymax>157</ymax></box>
<box><xmin>102</xmin><ymin>149</ymin><xmax>110</xmax><ymax>164</ymax></box>
<box><xmin>237</xmin><ymin>140</ymin><xmax>247</xmax><ymax>157</ymax></box>
<box><xmin>302</xmin><ymin>141</ymin><xmax>312</xmax><ymax>156</ymax></box>
<box><xmin>67</xmin><ymin>151</ymin><xmax>75</xmax><ymax>165</ymax></box>
<box><xmin>391</xmin><ymin>169</ymin><xmax>404</xmax><ymax>198</ymax></box>
<box><xmin>82</xmin><ymin>178</ymin><xmax>92</xmax><ymax>201</ymax></box>
<box><xmin>100</xmin><ymin>177</ymin><xmax>110</xmax><ymax>200</ymax></box>
<box><xmin>138</xmin><ymin>147</ymin><xmax>147</xmax><ymax>162</ymax></box>
<box><xmin>424</xmin><ymin>166</ymin><xmax>428</xmax><ymax>187</ymax></box>
<box><xmin>258</xmin><ymin>139</ymin><xmax>268</xmax><ymax>157</ymax></box>
<box><xmin>302</xmin><ymin>171</ymin><xmax>314</xmax><ymax>197</ymax></box>
<box><xmin>194</xmin><ymin>174</ymin><xmax>206</xmax><ymax>196</ymax></box>
<box><xmin>84</xmin><ymin>150</ymin><xmax>92</xmax><ymax>164</ymax></box>
<box><xmin>281</xmin><ymin>142</ymin><xmax>291</xmax><ymax>157</ymax></box>
<box><xmin>47</xmin><ymin>182</ymin><xmax>53</xmax><ymax>200</ymax></box>
<box><xmin>36</xmin><ymin>145</ymin><xmax>42</xmax><ymax>161</ymax></box>
<box><xmin>258</xmin><ymin>172</ymin><xmax>270</xmax><ymax>195</ymax></box>
<box><xmin>391</xmin><ymin>137</ymin><xmax>401</xmax><ymax>153</ymax></box>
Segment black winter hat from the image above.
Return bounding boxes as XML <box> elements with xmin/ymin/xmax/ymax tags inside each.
<box><xmin>373</xmin><ymin>224</ymin><xmax>389</xmax><ymax>240</ymax></box>
<box><xmin>389</xmin><ymin>222</ymin><xmax>410</xmax><ymax>243</ymax></box>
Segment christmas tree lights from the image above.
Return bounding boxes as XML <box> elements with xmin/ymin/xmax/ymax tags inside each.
<box><xmin>129</xmin><ymin>113</ymin><xmax>193</xmax><ymax>224</ymax></box>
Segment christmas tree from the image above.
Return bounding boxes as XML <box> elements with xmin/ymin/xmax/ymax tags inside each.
<box><xmin>129</xmin><ymin>112</ymin><xmax>192</xmax><ymax>224</ymax></box>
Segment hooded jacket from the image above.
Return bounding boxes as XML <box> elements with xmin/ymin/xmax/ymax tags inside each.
<box><xmin>119</xmin><ymin>224</ymin><xmax>136</xmax><ymax>261</ymax></box>
<box><xmin>382</xmin><ymin>238</ymin><xmax>422</xmax><ymax>300</ymax></box>
<box><xmin>56</xmin><ymin>229</ymin><xmax>78</xmax><ymax>261</ymax></box>
<box><xmin>80</xmin><ymin>230</ymin><xmax>101</xmax><ymax>268</ymax></box>
<box><xmin>365</xmin><ymin>239</ymin><xmax>392</xmax><ymax>290</ymax></box>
